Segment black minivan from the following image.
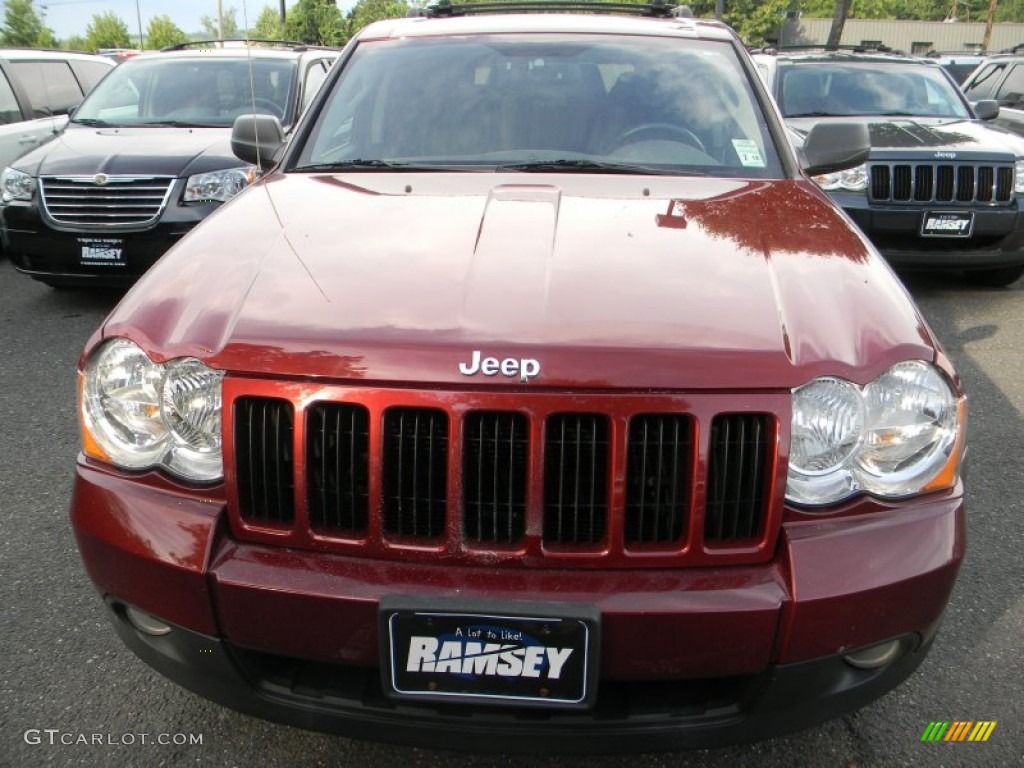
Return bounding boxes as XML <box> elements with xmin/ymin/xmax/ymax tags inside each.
<box><xmin>1</xmin><ymin>41</ymin><xmax>337</xmax><ymax>288</ymax></box>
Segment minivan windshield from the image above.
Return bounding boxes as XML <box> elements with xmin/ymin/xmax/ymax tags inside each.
<box><xmin>296</xmin><ymin>34</ymin><xmax>783</xmax><ymax>177</ymax></box>
<box><xmin>72</xmin><ymin>56</ymin><xmax>297</xmax><ymax>127</ymax></box>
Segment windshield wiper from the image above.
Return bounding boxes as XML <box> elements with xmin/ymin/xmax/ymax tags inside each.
<box><xmin>786</xmin><ymin>111</ymin><xmax>837</xmax><ymax>118</ymax></box>
<box><xmin>70</xmin><ymin>117</ymin><xmax>113</xmax><ymax>127</ymax></box>
<box><xmin>294</xmin><ymin>159</ymin><xmax>448</xmax><ymax>172</ymax></box>
<box><xmin>143</xmin><ymin>120</ymin><xmax>220</xmax><ymax>128</ymax></box>
<box><xmin>495</xmin><ymin>159</ymin><xmax>706</xmax><ymax>176</ymax></box>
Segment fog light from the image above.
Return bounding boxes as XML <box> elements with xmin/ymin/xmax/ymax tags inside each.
<box><xmin>125</xmin><ymin>605</ymin><xmax>172</xmax><ymax>636</ymax></box>
<box><xmin>843</xmin><ymin>639</ymin><xmax>902</xmax><ymax>670</ymax></box>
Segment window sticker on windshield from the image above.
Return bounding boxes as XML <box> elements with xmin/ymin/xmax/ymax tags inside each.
<box><xmin>732</xmin><ymin>139</ymin><xmax>765</xmax><ymax>168</ymax></box>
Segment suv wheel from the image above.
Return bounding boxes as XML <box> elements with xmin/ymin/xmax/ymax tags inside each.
<box><xmin>963</xmin><ymin>265</ymin><xmax>1024</xmax><ymax>288</ymax></box>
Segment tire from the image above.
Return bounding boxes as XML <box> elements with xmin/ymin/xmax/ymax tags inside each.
<box><xmin>963</xmin><ymin>265</ymin><xmax>1024</xmax><ymax>288</ymax></box>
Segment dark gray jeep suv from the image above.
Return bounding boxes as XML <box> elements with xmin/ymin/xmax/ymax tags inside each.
<box><xmin>755</xmin><ymin>50</ymin><xmax>1024</xmax><ymax>286</ymax></box>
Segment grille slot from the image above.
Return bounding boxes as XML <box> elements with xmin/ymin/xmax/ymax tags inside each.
<box><xmin>382</xmin><ymin>408</ymin><xmax>448</xmax><ymax>538</ymax></box>
<box><xmin>705</xmin><ymin>414</ymin><xmax>771</xmax><ymax>542</ymax></box>
<box><xmin>40</xmin><ymin>175</ymin><xmax>174</xmax><ymax>227</ymax></box>
<box><xmin>235</xmin><ymin>397</ymin><xmax>295</xmax><ymax>525</ymax></box>
<box><xmin>543</xmin><ymin>414</ymin><xmax>609</xmax><ymax>545</ymax></box>
<box><xmin>869</xmin><ymin>163</ymin><xmax>1014</xmax><ymax>205</ymax></box>
<box><xmin>463</xmin><ymin>411</ymin><xmax>528</xmax><ymax>544</ymax></box>
<box><xmin>307</xmin><ymin>403</ymin><xmax>370</xmax><ymax>534</ymax></box>
<box><xmin>624</xmin><ymin>414</ymin><xmax>693</xmax><ymax>544</ymax></box>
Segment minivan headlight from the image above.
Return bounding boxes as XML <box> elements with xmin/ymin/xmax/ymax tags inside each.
<box><xmin>787</xmin><ymin>361</ymin><xmax>965</xmax><ymax>506</ymax></box>
<box><xmin>1015</xmin><ymin>159</ymin><xmax>1024</xmax><ymax>194</ymax></box>
<box><xmin>1</xmin><ymin>167</ymin><xmax>35</xmax><ymax>202</ymax></box>
<box><xmin>81</xmin><ymin>338</ymin><xmax>224</xmax><ymax>483</ymax></box>
<box><xmin>812</xmin><ymin>163</ymin><xmax>867</xmax><ymax>192</ymax></box>
<box><xmin>183</xmin><ymin>167</ymin><xmax>256</xmax><ymax>203</ymax></box>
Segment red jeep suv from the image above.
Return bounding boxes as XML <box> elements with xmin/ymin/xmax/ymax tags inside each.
<box><xmin>70</xmin><ymin>2</ymin><xmax>967</xmax><ymax>753</ymax></box>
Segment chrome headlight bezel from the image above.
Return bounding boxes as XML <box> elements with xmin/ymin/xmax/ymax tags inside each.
<box><xmin>1015</xmin><ymin>159</ymin><xmax>1024</xmax><ymax>194</ymax></box>
<box><xmin>183</xmin><ymin>166</ymin><xmax>256</xmax><ymax>203</ymax></box>
<box><xmin>81</xmin><ymin>338</ymin><xmax>224</xmax><ymax>483</ymax></box>
<box><xmin>1</xmin><ymin>167</ymin><xmax>35</xmax><ymax>202</ymax></box>
<box><xmin>787</xmin><ymin>361</ymin><xmax>964</xmax><ymax>507</ymax></box>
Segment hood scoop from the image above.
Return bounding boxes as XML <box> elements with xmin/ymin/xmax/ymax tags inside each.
<box><xmin>462</xmin><ymin>185</ymin><xmax>562</xmax><ymax>330</ymax></box>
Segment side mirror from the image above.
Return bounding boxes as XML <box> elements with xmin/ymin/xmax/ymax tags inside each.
<box><xmin>800</xmin><ymin>121</ymin><xmax>870</xmax><ymax>177</ymax></box>
<box><xmin>231</xmin><ymin>114</ymin><xmax>285</xmax><ymax>167</ymax></box>
<box><xmin>972</xmin><ymin>100</ymin><xmax>1000</xmax><ymax>120</ymax></box>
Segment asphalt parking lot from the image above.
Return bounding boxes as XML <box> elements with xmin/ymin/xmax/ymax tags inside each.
<box><xmin>1</xmin><ymin>258</ymin><xmax>1022</xmax><ymax>768</ymax></box>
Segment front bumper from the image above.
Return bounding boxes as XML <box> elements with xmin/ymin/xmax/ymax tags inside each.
<box><xmin>71</xmin><ymin>460</ymin><xmax>965</xmax><ymax>751</ymax></box>
<box><xmin>1</xmin><ymin>192</ymin><xmax>220</xmax><ymax>284</ymax></box>
<box><xmin>833</xmin><ymin>192</ymin><xmax>1024</xmax><ymax>271</ymax></box>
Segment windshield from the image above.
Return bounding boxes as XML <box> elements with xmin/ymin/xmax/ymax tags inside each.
<box><xmin>296</xmin><ymin>34</ymin><xmax>783</xmax><ymax>177</ymax></box>
<box><xmin>779</xmin><ymin>62</ymin><xmax>971</xmax><ymax>119</ymax></box>
<box><xmin>72</xmin><ymin>56</ymin><xmax>297</xmax><ymax>127</ymax></box>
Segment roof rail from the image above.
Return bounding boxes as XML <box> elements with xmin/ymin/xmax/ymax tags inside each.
<box><xmin>160</xmin><ymin>39</ymin><xmax>310</xmax><ymax>52</ymax></box>
<box><xmin>409</xmin><ymin>0</ymin><xmax>694</xmax><ymax>19</ymax></box>
<box><xmin>757</xmin><ymin>43</ymin><xmax>907</xmax><ymax>56</ymax></box>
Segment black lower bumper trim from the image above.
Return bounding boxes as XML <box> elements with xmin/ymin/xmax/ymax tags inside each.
<box><xmin>105</xmin><ymin>598</ymin><xmax>935</xmax><ymax>753</ymax></box>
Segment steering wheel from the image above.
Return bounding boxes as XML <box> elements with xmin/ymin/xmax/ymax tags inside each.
<box><xmin>250</xmin><ymin>98</ymin><xmax>285</xmax><ymax>120</ymax></box>
<box><xmin>609</xmin><ymin>123</ymin><xmax>707</xmax><ymax>154</ymax></box>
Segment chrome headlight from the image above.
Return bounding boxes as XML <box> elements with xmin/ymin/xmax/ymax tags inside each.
<box><xmin>812</xmin><ymin>163</ymin><xmax>867</xmax><ymax>192</ymax></box>
<box><xmin>81</xmin><ymin>338</ymin><xmax>224</xmax><ymax>482</ymax></box>
<box><xmin>1</xmin><ymin>167</ymin><xmax>35</xmax><ymax>202</ymax></box>
<box><xmin>787</xmin><ymin>361</ymin><xmax>964</xmax><ymax>506</ymax></box>
<box><xmin>1015</xmin><ymin>159</ymin><xmax>1024</xmax><ymax>194</ymax></box>
<box><xmin>183</xmin><ymin>167</ymin><xmax>255</xmax><ymax>203</ymax></box>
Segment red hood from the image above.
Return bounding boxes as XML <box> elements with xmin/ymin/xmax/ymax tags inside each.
<box><xmin>101</xmin><ymin>173</ymin><xmax>936</xmax><ymax>389</ymax></box>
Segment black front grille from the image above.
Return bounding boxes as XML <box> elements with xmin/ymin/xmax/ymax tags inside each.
<box><xmin>235</xmin><ymin>397</ymin><xmax>295</xmax><ymax>524</ymax></box>
<box><xmin>705</xmin><ymin>414</ymin><xmax>771</xmax><ymax>542</ymax></box>
<box><xmin>40</xmin><ymin>175</ymin><xmax>175</xmax><ymax>227</ymax></box>
<box><xmin>543</xmin><ymin>414</ymin><xmax>609</xmax><ymax>545</ymax></box>
<box><xmin>624</xmin><ymin>414</ymin><xmax>693</xmax><ymax>544</ymax></box>
<box><xmin>382</xmin><ymin>408</ymin><xmax>448</xmax><ymax>538</ymax></box>
<box><xmin>232</xmin><ymin>395</ymin><xmax>778</xmax><ymax>563</ymax></box>
<box><xmin>463</xmin><ymin>412</ymin><xmax>528</xmax><ymax>544</ymax></box>
<box><xmin>870</xmin><ymin>163</ymin><xmax>1014</xmax><ymax>205</ymax></box>
<box><xmin>307</xmin><ymin>403</ymin><xmax>370</xmax><ymax>534</ymax></box>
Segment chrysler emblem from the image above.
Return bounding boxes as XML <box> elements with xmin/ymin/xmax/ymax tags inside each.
<box><xmin>92</xmin><ymin>173</ymin><xmax>108</xmax><ymax>186</ymax></box>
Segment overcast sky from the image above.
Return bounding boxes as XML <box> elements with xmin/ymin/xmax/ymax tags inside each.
<box><xmin>24</xmin><ymin>0</ymin><xmax>358</xmax><ymax>42</ymax></box>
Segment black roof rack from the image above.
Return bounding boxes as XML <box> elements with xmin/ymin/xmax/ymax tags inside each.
<box><xmin>410</xmin><ymin>0</ymin><xmax>694</xmax><ymax>19</ymax></box>
<box><xmin>160</xmin><ymin>39</ymin><xmax>311</xmax><ymax>52</ymax></box>
<box><xmin>759</xmin><ymin>43</ymin><xmax>904</xmax><ymax>55</ymax></box>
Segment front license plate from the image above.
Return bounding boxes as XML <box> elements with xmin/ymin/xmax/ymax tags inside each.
<box><xmin>381</xmin><ymin>598</ymin><xmax>599</xmax><ymax>709</ymax></box>
<box><xmin>79</xmin><ymin>237</ymin><xmax>125</xmax><ymax>266</ymax></box>
<box><xmin>921</xmin><ymin>211</ymin><xmax>973</xmax><ymax>238</ymax></box>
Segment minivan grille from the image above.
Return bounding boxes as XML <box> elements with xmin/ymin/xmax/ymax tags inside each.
<box><xmin>40</xmin><ymin>175</ymin><xmax>175</xmax><ymax>227</ymax></box>
<box><xmin>230</xmin><ymin>389</ymin><xmax>781</xmax><ymax>566</ymax></box>
<box><xmin>869</xmin><ymin>163</ymin><xmax>1014</xmax><ymax>205</ymax></box>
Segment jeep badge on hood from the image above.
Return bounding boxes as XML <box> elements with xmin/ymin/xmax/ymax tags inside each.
<box><xmin>459</xmin><ymin>350</ymin><xmax>541</xmax><ymax>382</ymax></box>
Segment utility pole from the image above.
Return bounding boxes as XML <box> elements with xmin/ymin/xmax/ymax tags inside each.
<box><xmin>135</xmin><ymin>0</ymin><xmax>144</xmax><ymax>48</ymax></box>
<box><xmin>981</xmin><ymin>0</ymin><xmax>999</xmax><ymax>52</ymax></box>
<box><xmin>217</xmin><ymin>0</ymin><xmax>224</xmax><ymax>40</ymax></box>
<box><xmin>279</xmin><ymin>0</ymin><xmax>287</xmax><ymax>26</ymax></box>
<box><xmin>715</xmin><ymin>0</ymin><xmax>724</xmax><ymax>20</ymax></box>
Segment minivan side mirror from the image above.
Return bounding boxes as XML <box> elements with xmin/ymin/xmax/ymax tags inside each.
<box><xmin>972</xmin><ymin>100</ymin><xmax>1000</xmax><ymax>120</ymax></box>
<box><xmin>800</xmin><ymin>121</ymin><xmax>871</xmax><ymax>177</ymax></box>
<box><xmin>231</xmin><ymin>114</ymin><xmax>285</xmax><ymax>167</ymax></box>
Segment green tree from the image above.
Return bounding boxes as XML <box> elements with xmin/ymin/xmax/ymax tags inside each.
<box><xmin>201</xmin><ymin>7</ymin><xmax>241</xmax><ymax>39</ymax></box>
<box><xmin>85</xmin><ymin>12</ymin><xmax>132</xmax><ymax>50</ymax></box>
<box><xmin>1</xmin><ymin>0</ymin><xmax>58</xmax><ymax>47</ymax></box>
<box><xmin>65</xmin><ymin>34</ymin><xmax>90</xmax><ymax>52</ymax></box>
<box><xmin>722</xmin><ymin>0</ymin><xmax>791</xmax><ymax>46</ymax></box>
<box><xmin>284</xmin><ymin>0</ymin><xmax>346</xmax><ymax>46</ymax></box>
<box><xmin>251</xmin><ymin>6</ymin><xmax>285</xmax><ymax>39</ymax></box>
<box><xmin>345</xmin><ymin>0</ymin><xmax>409</xmax><ymax>38</ymax></box>
<box><xmin>146</xmin><ymin>15</ymin><xmax>187</xmax><ymax>49</ymax></box>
